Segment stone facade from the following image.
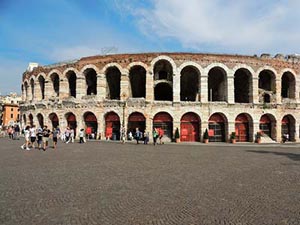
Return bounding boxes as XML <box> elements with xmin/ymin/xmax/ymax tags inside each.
<box><xmin>20</xmin><ymin>53</ymin><xmax>300</xmax><ymax>142</ymax></box>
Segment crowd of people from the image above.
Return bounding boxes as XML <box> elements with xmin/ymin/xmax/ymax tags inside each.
<box><xmin>2</xmin><ymin>124</ymin><xmax>166</xmax><ymax>150</ymax></box>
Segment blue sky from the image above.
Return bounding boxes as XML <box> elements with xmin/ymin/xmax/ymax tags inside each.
<box><xmin>1</xmin><ymin>0</ymin><xmax>300</xmax><ymax>95</ymax></box>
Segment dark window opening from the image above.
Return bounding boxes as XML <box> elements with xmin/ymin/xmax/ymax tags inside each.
<box><xmin>234</xmin><ymin>69</ymin><xmax>251</xmax><ymax>103</ymax></box>
<box><xmin>106</xmin><ymin>67</ymin><xmax>121</xmax><ymax>100</ymax></box>
<box><xmin>51</xmin><ymin>74</ymin><xmax>60</xmax><ymax>97</ymax></box>
<box><xmin>38</xmin><ymin>76</ymin><xmax>45</xmax><ymax>100</ymax></box>
<box><xmin>264</xmin><ymin>94</ymin><xmax>270</xmax><ymax>103</ymax></box>
<box><xmin>180</xmin><ymin>66</ymin><xmax>199</xmax><ymax>101</ymax></box>
<box><xmin>30</xmin><ymin>79</ymin><xmax>34</xmax><ymax>100</ymax></box>
<box><xmin>281</xmin><ymin>72</ymin><xmax>295</xmax><ymax>99</ymax></box>
<box><xmin>85</xmin><ymin>69</ymin><xmax>97</xmax><ymax>95</ymax></box>
<box><xmin>67</xmin><ymin>71</ymin><xmax>76</xmax><ymax>98</ymax></box>
<box><xmin>154</xmin><ymin>60</ymin><xmax>173</xmax><ymax>81</ymax></box>
<box><xmin>208</xmin><ymin>67</ymin><xmax>227</xmax><ymax>102</ymax></box>
<box><xmin>259</xmin><ymin>70</ymin><xmax>275</xmax><ymax>92</ymax></box>
<box><xmin>129</xmin><ymin>66</ymin><xmax>146</xmax><ymax>98</ymax></box>
<box><xmin>154</xmin><ymin>83</ymin><xmax>173</xmax><ymax>101</ymax></box>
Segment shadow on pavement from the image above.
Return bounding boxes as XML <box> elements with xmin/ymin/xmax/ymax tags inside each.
<box><xmin>246</xmin><ymin>150</ymin><xmax>300</xmax><ymax>162</ymax></box>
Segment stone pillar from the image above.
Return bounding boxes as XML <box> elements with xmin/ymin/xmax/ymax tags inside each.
<box><xmin>34</xmin><ymin>81</ymin><xmax>42</xmax><ymax>101</ymax></box>
<box><xmin>252</xmin><ymin>77</ymin><xmax>259</xmax><ymax>104</ymax></box>
<box><xmin>227</xmin><ymin>71</ymin><xmax>234</xmax><ymax>104</ymax></box>
<box><xmin>275</xmin><ymin>120</ymin><xmax>281</xmax><ymax>142</ymax></box>
<box><xmin>27</xmin><ymin>85</ymin><xmax>33</xmax><ymax>102</ymax></box>
<box><xmin>76</xmin><ymin>76</ymin><xmax>86</xmax><ymax>99</ymax></box>
<box><xmin>295</xmin><ymin>76</ymin><xmax>300</xmax><ymax>103</ymax></box>
<box><xmin>120</xmin><ymin>72</ymin><xmax>129</xmax><ymax>100</ymax></box>
<box><xmin>97</xmin><ymin>73</ymin><xmax>106</xmax><ymax>100</ymax></box>
<box><xmin>44</xmin><ymin>80</ymin><xmax>52</xmax><ymax>100</ymax></box>
<box><xmin>275</xmin><ymin>78</ymin><xmax>281</xmax><ymax>104</ymax></box>
<box><xmin>200</xmin><ymin>72</ymin><xmax>208</xmax><ymax>103</ymax></box>
<box><xmin>59</xmin><ymin>78</ymin><xmax>69</xmax><ymax>99</ymax></box>
<box><xmin>294</xmin><ymin>120</ymin><xmax>300</xmax><ymax>142</ymax></box>
<box><xmin>253</xmin><ymin>120</ymin><xmax>260</xmax><ymax>142</ymax></box>
<box><xmin>173</xmin><ymin>72</ymin><xmax>180</xmax><ymax>102</ymax></box>
<box><xmin>200</xmin><ymin>120</ymin><xmax>209</xmax><ymax>142</ymax></box>
<box><xmin>228</xmin><ymin>121</ymin><xmax>235</xmax><ymax>139</ymax></box>
<box><xmin>146</xmin><ymin>71</ymin><xmax>154</xmax><ymax>102</ymax></box>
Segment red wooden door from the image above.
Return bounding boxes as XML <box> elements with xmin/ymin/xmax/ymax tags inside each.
<box><xmin>235</xmin><ymin>123</ymin><xmax>248</xmax><ymax>142</ymax></box>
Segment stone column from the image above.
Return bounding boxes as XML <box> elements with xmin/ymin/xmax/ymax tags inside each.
<box><xmin>200</xmin><ymin>71</ymin><xmax>208</xmax><ymax>103</ymax></box>
<box><xmin>173</xmin><ymin>72</ymin><xmax>180</xmax><ymax>102</ymax></box>
<box><xmin>275</xmin><ymin>120</ymin><xmax>281</xmax><ymax>142</ymax></box>
<box><xmin>294</xmin><ymin>120</ymin><xmax>300</xmax><ymax>142</ymax></box>
<box><xmin>275</xmin><ymin>78</ymin><xmax>281</xmax><ymax>104</ymax></box>
<box><xmin>27</xmin><ymin>85</ymin><xmax>33</xmax><ymax>102</ymax></box>
<box><xmin>295</xmin><ymin>76</ymin><xmax>300</xmax><ymax>103</ymax></box>
<box><xmin>34</xmin><ymin>81</ymin><xmax>42</xmax><ymax>101</ymax></box>
<box><xmin>253</xmin><ymin>120</ymin><xmax>260</xmax><ymax>142</ymax></box>
<box><xmin>200</xmin><ymin>120</ymin><xmax>209</xmax><ymax>142</ymax></box>
<box><xmin>44</xmin><ymin>80</ymin><xmax>52</xmax><ymax>100</ymax></box>
<box><xmin>146</xmin><ymin>71</ymin><xmax>154</xmax><ymax>102</ymax></box>
<box><xmin>120</xmin><ymin>72</ymin><xmax>129</xmax><ymax>101</ymax></box>
<box><xmin>252</xmin><ymin>77</ymin><xmax>259</xmax><ymax>104</ymax></box>
<box><xmin>97</xmin><ymin>73</ymin><xmax>106</xmax><ymax>100</ymax></box>
<box><xmin>227</xmin><ymin>71</ymin><xmax>234</xmax><ymax>104</ymax></box>
<box><xmin>76</xmin><ymin>76</ymin><xmax>86</xmax><ymax>99</ymax></box>
<box><xmin>59</xmin><ymin>78</ymin><xmax>69</xmax><ymax>99</ymax></box>
<box><xmin>228</xmin><ymin>121</ymin><xmax>235</xmax><ymax>139</ymax></box>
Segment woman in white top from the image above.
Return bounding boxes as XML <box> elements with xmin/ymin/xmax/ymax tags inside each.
<box><xmin>21</xmin><ymin>126</ymin><xmax>31</xmax><ymax>150</ymax></box>
<box><xmin>29</xmin><ymin>125</ymin><xmax>37</xmax><ymax>149</ymax></box>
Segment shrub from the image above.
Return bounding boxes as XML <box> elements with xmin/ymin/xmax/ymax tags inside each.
<box><xmin>203</xmin><ymin>129</ymin><xmax>209</xmax><ymax>140</ymax></box>
<box><xmin>230</xmin><ymin>132</ymin><xmax>236</xmax><ymax>140</ymax></box>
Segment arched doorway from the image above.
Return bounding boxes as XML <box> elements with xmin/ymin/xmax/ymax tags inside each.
<box><xmin>153</xmin><ymin>60</ymin><xmax>173</xmax><ymax>101</ymax></box>
<box><xmin>37</xmin><ymin>113</ymin><xmax>44</xmax><ymax>128</ymax></box>
<box><xmin>106</xmin><ymin>67</ymin><xmax>121</xmax><ymax>100</ymax></box>
<box><xmin>105</xmin><ymin>112</ymin><xmax>120</xmax><ymax>140</ymax></box>
<box><xmin>234</xmin><ymin>68</ymin><xmax>252</xmax><ymax>103</ymax></box>
<box><xmin>259</xmin><ymin>114</ymin><xmax>276</xmax><ymax>140</ymax></box>
<box><xmin>281</xmin><ymin>72</ymin><xmax>296</xmax><ymax>99</ymax></box>
<box><xmin>153</xmin><ymin>112</ymin><xmax>173</xmax><ymax>142</ymax></box>
<box><xmin>49</xmin><ymin>113</ymin><xmax>59</xmax><ymax>129</ymax></box>
<box><xmin>235</xmin><ymin>114</ymin><xmax>252</xmax><ymax>142</ymax></box>
<box><xmin>128</xmin><ymin>112</ymin><xmax>146</xmax><ymax>136</ymax></box>
<box><xmin>208</xmin><ymin>67</ymin><xmax>227</xmax><ymax>102</ymax></box>
<box><xmin>180</xmin><ymin>66</ymin><xmax>199</xmax><ymax>101</ymax></box>
<box><xmin>84</xmin><ymin>112</ymin><xmax>98</xmax><ymax>139</ymax></box>
<box><xmin>66</xmin><ymin>113</ymin><xmax>77</xmax><ymax>136</ymax></box>
<box><xmin>180</xmin><ymin>112</ymin><xmax>200</xmax><ymax>142</ymax></box>
<box><xmin>282</xmin><ymin>115</ymin><xmax>295</xmax><ymax>141</ymax></box>
<box><xmin>129</xmin><ymin>66</ymin><xmax>146</xmax><ymax>98</ymax></box>
<box><xmin>208</xmin><ymin>113</ymin><xmax>227</xmax><ymax>142</ymax></box>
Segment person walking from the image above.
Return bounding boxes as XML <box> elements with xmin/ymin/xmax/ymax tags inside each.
<box><xmin>135</xmin><ymin>128</ymin><xmax>141</xmax><ymax>144</ymax></box>
<box><xmin>21</xmin><ymin>126</ymin><xmax>30</xmax><ymax>150</ymax></box>
<box><xmin>14</xmin><ymin>124</ymin><xmax>20</xmax><ymax>140</ymax></box>
<box><xmin>158</xmin><ymin>128</ymin><xmax>164</xmax><ymax>144</ymax></box>
<box><xmin>70</xmin><ymin>128</ymin><xmax>75</xmax><ymax>143</ymax></box>
<box><xmin>143</xmin><ymin>130</ymin><xmax>149</xmax><ymax>144</ymax></box>
<box><xmin>37</xmin><ymin>127</ymin><xmax>43</xmax><ymax>150</ymax></box>
<box><xmin>29</xmin><ymin>125</ymin><xmax>37</xmax><ymax>149</ymax></box>
<box><xmin>153</xmin><ymin>128</ymin><xmax>158</xmax><ymax>145</ymax></box>
<box><xmin>79</xmin><ymin>129</ymin><xmax>85</xmax><ymax>144</ymax></box>
<box><xmin>42</xmin><ymin>126</ymin><xmax>51</xmax><ymax>151</ymax></box>
<box><xmin>52</xmin><ymin>128</ymin><xmax>59</xmax><ymax>149</ymax></box>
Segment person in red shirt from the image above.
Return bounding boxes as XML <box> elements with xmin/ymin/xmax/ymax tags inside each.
<box><xmin>158</xmin><ymin>128</ymin><xmax>164</xmax><ymax>145</ymax></box>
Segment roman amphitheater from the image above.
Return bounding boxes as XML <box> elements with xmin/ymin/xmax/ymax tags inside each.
<box><xmin>20</xmin><ymin>53</ymin><xmax>300</xmax><ymax>143</ymax></box>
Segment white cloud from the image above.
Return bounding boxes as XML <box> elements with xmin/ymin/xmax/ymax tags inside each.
<box><xmin>127</xmin><ymin>0</ymin><xmax>300</xmax><ymax>54</ymax></box>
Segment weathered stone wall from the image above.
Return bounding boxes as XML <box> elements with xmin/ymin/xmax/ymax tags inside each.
<box><xmin>20</xmin><ymin>53</ymin><xmax>300</xmax><ymax>142</ymax></box>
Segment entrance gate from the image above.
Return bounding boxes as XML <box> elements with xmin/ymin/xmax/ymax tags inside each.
<box><xmin>180</xmin><ymin>113</ymin><xmax>200</xmax><ymax>142</ymax></box>
<box><xmin>235</xmin><ymin>114</ymin><xmax>249</xmax><ymax>142</ymax></box>
<box><xmin>105</xmin><ymin>112</ymin><xmax>120</xmax><ymax>140</ymax></box>
<box><xmin>208</xmin><ymin>113</ymin><xmax>226</xmax><ymax>142</ymax></box>
<box><xmin>128</xmin><ymin>112</ymin><xmax>145</xmax><ymax>135</ymax></box>
<box><xmin>153</xmin><ymin>112</ymin><xmax>173</xmax><ymax>142</ymax></box>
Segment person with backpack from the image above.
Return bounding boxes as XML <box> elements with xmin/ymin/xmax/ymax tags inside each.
<box><xmin>135</xmin><ymin>127</ymin><xmax>141</xmax><ymax>144</ymax></box>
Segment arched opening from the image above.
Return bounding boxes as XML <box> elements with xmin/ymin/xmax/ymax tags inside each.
<box><xmin>105</xmin><ymin>112</ymin><xmax>120</xmax><ymax>140</ymax></box>
<box><xmin>259</xmin><ymin>114</ymin><xmax>276</xmax><ymax>140</ymax></box>
<box><xmin>38</xmin><ymin>76</ymin><xmax>45</xmax><ymax>100</ymax></box>
<box><xmin>208</xmin><ymin>67</ymin><xmax>227</xmax><ymax>102</ymax></box>
<box><xmin>37</xmin><ymin>113</ymin><xmax>44</xmax><ymax>128</ymax></box>
<box><xmin>29</xmin><ymin>114</ymin><xmax>33</xmax><ymax>127</ymax></box>
<box><xmin>65</xmin><ymin>112</ymin><xmax>77</xmax><ymax>136</ymax></box>
<box><xmin>84</xmin><ymin>112</ymin><xmax>98</xmax><ymax>139</ymax></box>
<box><xmin>153</xmin><ymin>112</ymin><xmax>173</xmax><ymax>142</ymax></box>
<box><xmin>84</xmin><ymin>68</ymin><xmax>97</xmax><ymax>96</ymax></box>
<box><xmin>180</xmin><ymin>66</ymin><xmax>199</xmax><ymax>101</ymax></box>
<box><xmin>282</xmin><ymin>115</ymin><xmax>296</xmax><ymax>141</ymax></box>
<box><xmin>50</xmin><ymin>73</ymin><xmax>60</xmax><ymax>97</ymax></box>
<box><xmin>30</xmin><ymin>78</ymin><xmax>35</xmax><ymax>101</ymax></box>
<box><xmin>66</xmin><ymin>71</ymin><xmax>76</xmax><ymax>98</ymax></box>
<box><xmin>234</xmin><ymin>69</ymin><xmax>252</xmax><ymax>103</ymax></box>
<box><xmin>235</xmin><ymin>113</ymin><xmax>253</xmax><ymax>142</ymax></box>
<box><xmin>154</xmin><ymin>83</ymin><xmax>173</xmax><ymax>101</ymax></box>
<box><xmin>264</xmin><ymin>94</ymin><xmax>271</xmax><ymax>103</ymax></box>
<box><xmin>22</xmin><ymin>114</ymin><xmax>27</xmax><ymax>126</ymax></box>
<box><xmin>49</xmin><ymin>113</ymin><xmax>59</xmax><ymax>129</ymax></box>
<box><xmin>208</xmin><ymin>113</ymin><xmax>227</xmax><ymax>142</ymax></box>
<box><xmin>154</xmin><ymin>60</ymin><xmax>173</xmax><ymax>101</ymax></box>
<box><xmin>180</xmin><ymin>112</ymin><xmax>200</xmax><ymax>142</ymax></box>
<box><xmin>24</xmin><ymin>82</ymin><xmax>29</xmax><ymax>101</ymax></box>
<box><xmin>106</xmin><ymin>67</ymin><xmax>121</xmax><ymax>100</ymax></box>
<box><xmin>129</xmin><ymin>66</ymin><xmax>146</xmax><ymax>98</ymax></box>
<box><xmin>128</xmin><ymin>112</ymin><xmax>146</xmax><ymax>136</ymax></box>
<box><xmin>281</xmin><ymin>72</ymin><xmax>296</xmax><ymax>99</ymax></box>
<box><xmin>259</xmin><ymin>70</ymin><xmax>276</xmax><ymax>91</ymax></box>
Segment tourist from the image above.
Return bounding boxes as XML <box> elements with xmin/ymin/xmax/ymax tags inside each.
<box><xmin>70</xmin><ymin>128</ymin><xmax>75</xmax><ymax>143</ymax></box>
<box><xmin>29</xmin><ymin>125</ymin><xmax>36</xmax><ymax>149</ymax></box>
<box><xmin>21</xmin><ymin>126</ymin><xmax>30</xmax><ymax>150</ymax></box>
<box><xmin>135</xmin><ymin>127</ymin><xmax>141</xmax><ymax>144</ymax></box>
<box><xmin>79</xmin><ymin>129</ymin><xmax>85</xmax><ymax>143</ymax></box>
<box><xmin>37</xmin><ymin>127</ymin><xmax>43</xmax><ymax>150</ymax></box>
<box><xmin>158</xmin><ymin>128</ymin><xmax>164</xmax><ymax>144</ymax></box>
<box><xmin>14</xmin><ymin>124</ymin><xmax>20</xmax><ymax>140</ymax></box>
<box><xmin>128</xmin><ymin>131</ymin><xmax>133</xmax><ymax>141</ymax></box>
<box><xmin>42</xmin><ymin>126</ymin><xmax>51</xmax><ymax>151</ymax></box>
<box><xmin>52</xmin><ymin>127</ymin><xmax>59</xmax><ymax>149</ymax></box>
<box><xmin>153</xmin><ymin>128</ymin><xmax>158</xmax><ymax>145</ymax></box>
<box><xmin>143</xmin><ymin>130</ymin><xmax>149</xmax><ymax>144</ymax></box>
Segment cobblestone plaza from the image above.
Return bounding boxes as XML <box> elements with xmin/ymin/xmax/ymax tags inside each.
<box><xmin>1</xmin><ymin>139</ymin><xmax>300</xmax><ymax>225</ymax></box>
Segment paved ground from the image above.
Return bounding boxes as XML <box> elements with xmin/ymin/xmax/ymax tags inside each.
<box><xmin>0</xmin><ymin>138</ymin><xmax>300</xmax><ymax>225</ymax></box>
